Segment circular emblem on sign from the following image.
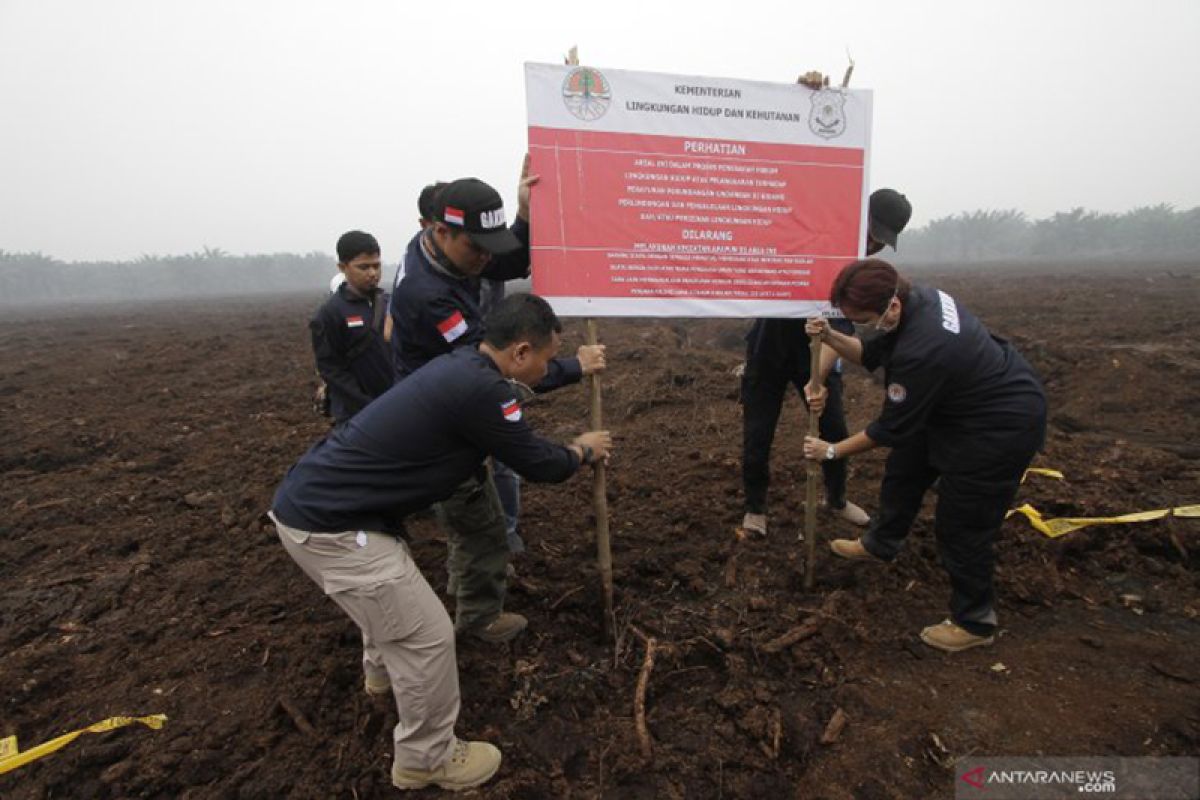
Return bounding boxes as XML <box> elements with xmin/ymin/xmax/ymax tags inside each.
<box><xmin>808</xmin><ymin>87</ymin><xmax>847</xmax><ymax>139</ymax></box>
<box><xmin>887</xmin><ymin>383</ymin><xmax>907</xmax><ymax>403</ymax></box>
<box><xmin>562</xmin><ymin>67</ymin><xmax>612</xmax><ymax>121</ymax></box>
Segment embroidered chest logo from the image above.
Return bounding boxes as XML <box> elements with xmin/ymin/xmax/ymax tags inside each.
<box><xmin>345</xmin><ymin>315</ymin><xmax>364</xmax><ymax>328</ymax></box>
<box><xmin>887</xmin><ymin>383</ymin><xmax>907</xmax><ymax>403</ymax></box>
<box><xmin>500</xmin><ymin>399</ymin><xmax>522</xmax><ymax>422</ymax></box>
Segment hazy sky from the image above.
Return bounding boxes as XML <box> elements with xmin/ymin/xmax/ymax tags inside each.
<box><xmin>2</xmin><ymin>0</ymin><xmax>1198</xmax><ymax>262</ymax></box>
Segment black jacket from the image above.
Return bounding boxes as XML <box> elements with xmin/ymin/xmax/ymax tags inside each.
<box><xmin>861</xmin><ymin>285</ymin><xmax>1046</xmax><ymax>468</ymax></box>
<box><xmin>310</xmin><ymin>284</ymin><xmax>394</xmax><ymax>423</ymax></box>
<box><xmin>272</xmin><ymin>347</ymin><xmax>581</xmax><ymax>534</ymax></box>
<box><xmin>389</xmin><ymin>225</ymin><xmax>583</xmax><ymax>391</ymax></box>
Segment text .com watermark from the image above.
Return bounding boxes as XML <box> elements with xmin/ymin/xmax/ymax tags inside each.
<box><xmin>954</xmin><ymin>757</ymin><xmax>1198</xmax><ymax>799</ymax></box>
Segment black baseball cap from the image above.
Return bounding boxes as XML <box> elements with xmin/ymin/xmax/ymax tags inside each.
<box><xmin>417</xmin><ymin>181</ymin><xmax>447</xmax><ymax>222</ymax></box>
<box><xmin>435</xmin><ymin>178</ymin><xmax>521</xmax><ymax>254</ymax></box>
<box><xmin>869</xmin><ymin>188</ymin><xmax>913</xmax><ymax>250</ymax></box>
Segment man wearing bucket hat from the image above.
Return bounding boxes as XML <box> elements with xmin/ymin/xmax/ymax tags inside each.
<box><xmin>739</xmin><ymin>188</ymin><xmax>913</xmax><ymax>539</ymax></box>
<box><xmin>390</xmin><ymin>171</ymin><xmax>605</xmax><ymax>644</ymax></box>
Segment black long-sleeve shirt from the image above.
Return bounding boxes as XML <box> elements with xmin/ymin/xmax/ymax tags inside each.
<box><xmin>272</xmin><ymin>347</ymin><xmax>582</xmax><ymax>534</ymax></box>
<box><xmin>310</xmin><ymin>285</ymin><xmax>394</xmax><ymax>423</ymax></box>
<box><xmin>860</xmin><ymin>285</ymin><xmax>1045</xmax><ymax>469</ymax></box>
<box><xmin>389</xmin><ymin>224</ymin><xmax>583</xmax><ymax>391</ymax></box>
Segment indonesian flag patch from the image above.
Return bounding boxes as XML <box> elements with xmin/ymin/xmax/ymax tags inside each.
<box><xmin>346</xmin><ymin>315</ymin><xmax>364</xmax><ymax>328</ymax></box>
<box><xmin>500</xmin><ymin>399</ymin><xmax>522</xmax><ymax>422</ymax></box>
<box><xmin>436</xmin><ymin>311</ymin><xmax>468</xmax><ymax>342</ymax></box>
<box><xmin>443</xmin><ymin>206</ymin><xmax>465</xmax><ymax>226</ymax></box>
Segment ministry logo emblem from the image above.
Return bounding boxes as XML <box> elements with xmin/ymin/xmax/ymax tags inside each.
<box><xmin>808</xmin><ymin>87</ymin><xmax>847</xmax><ymax>139</ymax></box>
<box><xmin>562</xmin><ymin>67</ymin><xmax>612</xmax><ymax>121</ymax></box>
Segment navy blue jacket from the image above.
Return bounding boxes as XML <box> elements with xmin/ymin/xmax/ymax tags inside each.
<box><xmin>272</xmin><ymin>347</ymin><xmax>582</xmax><ymax>534</ymax></box>
<box><xmin>310</xmin><ymin>285</ymin><xmax>394</xmax><ymax>423</ymax></box>
<box><xmin>389</xmin><ymin>223</ymin><xmax>583</xmax><ymax>391</ymax></box>
<box><xmin>861</xmin><ymin>285</ymin><xmax>1046</xmax><ymax>467</ymax></box>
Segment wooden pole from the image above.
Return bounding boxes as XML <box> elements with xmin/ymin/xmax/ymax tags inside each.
<box><xmin>587</xmin><ymin>319</ymin><xmax>616</xmax><ymax>638</ymax></box>
<box><xmin>585</xmin><ymin>321</ymin><xmax>614</xmax><ymax>633</ymax></box>
<box><xmin>802</xmin><ymin>333</ymin><xmax>822</xmax><ymax>590</ymax></box>
<box><xmin>564</xmin><ymin>46</ymin><xmax>614</xmax><ymax>638</ymax></box>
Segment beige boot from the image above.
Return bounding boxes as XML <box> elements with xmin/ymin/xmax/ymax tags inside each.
<box><xmin>392</xmin><ymin>739</ymin><xmax>501</xmax><ymax>791</ymax></box>
<box><xmin>829</xmin><ymin>538</ymin><xmax>881</xmax><ymax>562</ymax></box>
<box><xmin>468</xmin><ymin>612</ymin><xmax>528</xmax><ymax>643</ymax></box>
<box><xmin>919</xmin><ymin>619</ymin><xmax>995</xmax><ymax>653</ymax></box>
<box><xmin>364</xmin><ymin>670</ymin><xmax>391</xmax><ymax>697</ymax></box>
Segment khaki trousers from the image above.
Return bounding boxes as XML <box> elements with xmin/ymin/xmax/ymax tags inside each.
<box><xmin>271</xmin><ymin>514</ymin><xmax>458</xmax><ymax>771</ymax></box>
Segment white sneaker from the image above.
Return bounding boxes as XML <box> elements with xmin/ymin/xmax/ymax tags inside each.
<box><xmin>740</xmin><ymin>512</ymin><xmax>767</xmax><ymax>538</ymax></box>
<box><xmin>833</xmin><ymin>501</ymin><xmax>870</xmax><ymax>527</ymax></box>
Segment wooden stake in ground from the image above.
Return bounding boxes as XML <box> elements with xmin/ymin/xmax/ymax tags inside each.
<box><xmin>802</xmin><ymin>332</ymin><xmax>822</xmax><ymax>589</ymax></box>
<box><xmin>587</xmin><ymin>319</ymin><xmax>616</xmax><ymax>638</ymax></box>
<box><xmin>563</xmin><ymin>46</ymin><xmax>615</xmax><ymax>640</ymax></box>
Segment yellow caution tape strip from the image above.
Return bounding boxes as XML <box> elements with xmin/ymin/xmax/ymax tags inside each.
<box><xmin>0</xmin><ymin>714</ymin><xmax>167</xmax><ymax>776</ymax></box>
<box><xmin>1022</xmin><ymin>467</ymin><xmax>1064</xmax><ymax>483</ymax></box>
<box><xmin>1009</xmin><ymin>503</ymin><xmax>1200</xmax><ymax>539</ymax></box>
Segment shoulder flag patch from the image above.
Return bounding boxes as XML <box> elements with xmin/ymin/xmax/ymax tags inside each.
<box><xmin>346</xmin><ymin>315</ymin><xmax>364</xmax><ymax>328</ymax></box>
<box><xmin>437</xmin><ymin>311</ymin><xmax>468</xmax><ymax>342</ymax></box>
<box><xmin>500</xmin><ymin>399</ymin><xmax>522</xmax><ymax>422</ymax></box>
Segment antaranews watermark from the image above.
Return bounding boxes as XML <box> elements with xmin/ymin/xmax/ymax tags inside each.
<box><xmin>954</xmin><ymin>757</ymin><xmax>1198</xmax><ymax>799</ymax></box>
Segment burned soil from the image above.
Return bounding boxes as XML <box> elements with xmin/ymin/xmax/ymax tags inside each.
<box><xmin>2</xmin><ymin>265</ymin><xmax>1198</xmax><ymax>799</ymax></box>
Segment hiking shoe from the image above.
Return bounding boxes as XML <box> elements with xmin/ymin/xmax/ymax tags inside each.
<box><xmin>364</xmin><ymin>671</ymin><xmax>391</xmax><ymax>697</ymax></box>
<box><xmin>829</xmin><ymin>538</ymin><xmax>881</xmax><ymax>562</ymax></box>
<box><xmin>919</xmin><ymin>619</ymin><xmax>996</xmax><ymax>653</ymax></box>
<box><xmin>831</xmin><ymin>501</ymin><xmax>871</xmax><ymax>527</ymax></box>
<box><xmin>740</xmin><ymin>512</ymin><xmax>767</xmax><ymax>538</ymax></box>
<box><xmin>392</xmin><ymin>739</ymin><xmax>501</xmax><ymax>791</ymax></box>
<box><xmin>467</xmin><ymin>612</ymin><xmax>528</xmax><ymax>643</ymax></box>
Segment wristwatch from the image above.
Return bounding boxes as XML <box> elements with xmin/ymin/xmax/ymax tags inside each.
<box><xmin>824</xmin><ymin>444</ymin><xmax>837</xmax><ymax>461</ymax></box>
<box><xmin>580</xmin><ymin>444</ymin><xmax>594</xmax><ymax>465</ymax></box>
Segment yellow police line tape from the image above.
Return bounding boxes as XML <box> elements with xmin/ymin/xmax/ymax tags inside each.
<box><xmin>1009</xmin><ymin>503</ymin><xmax>1200</xmax><ymax>539</ymax></box>
<box><xmin>1013</xmin><ymin>468</ymin><xmax>1198</xmax><ymax>538</ymax></box>
<box><xmin>0</xmin><ymin>714</ymin><xmax>167</xmax><ymax>776</ymax></box>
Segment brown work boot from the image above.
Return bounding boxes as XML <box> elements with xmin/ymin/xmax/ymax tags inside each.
<box><xmin>392</xmin><ymin>738</ymin><xmax>501</xmax><ymax>791</ymax></box>
<box><xmin>829</xmin><ymin>538</ymin><xmax>881</xmax><ymax>562</ymax></box>
<box><xmin>919</xmin><ymin>619</ymin><xmax>995</xmax><ymax>653</ymax></box>
<box><xmin>468</xmin><ymin>612</ymin><xmax>528</xmax><ymax>643</ymax></box>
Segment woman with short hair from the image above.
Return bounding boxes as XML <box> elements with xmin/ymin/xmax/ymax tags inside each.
<box><xmin>803</xmin><ymin>259</ymin><xmax>1046</xmax><ymax>652</ymax></box>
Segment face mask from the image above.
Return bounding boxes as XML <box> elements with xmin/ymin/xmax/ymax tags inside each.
<box><xmin>854</xmin><ymin>321</ymin><xmax>885</xmax><ymax>342</ymax></box>
<box><xmin>855</xmin><ymin>291</ymin><xmax>899</xmax><ymax>340</ymax></box>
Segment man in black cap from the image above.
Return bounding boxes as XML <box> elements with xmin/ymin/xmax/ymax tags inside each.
<box><xmin>739</xmin><ymin>188</ymin><xmax>913</xmax><ymax>538</ymax></box>
<box><xmin>390</xmin><ymin>170</ymin><xmax>605</xmax><ymax>644</ymax></box>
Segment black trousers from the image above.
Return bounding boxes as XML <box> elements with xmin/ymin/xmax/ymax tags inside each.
<box><xmin>861</xmin><ymin>419</ymin><xmax>1045</xmax><ymax>636</ymax></box>
<box><xmin>742</xmin><ymin>362</ymin><xmax>849</xmax><ymax>514</ymax></box>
